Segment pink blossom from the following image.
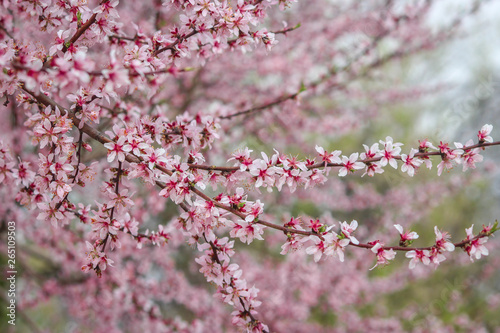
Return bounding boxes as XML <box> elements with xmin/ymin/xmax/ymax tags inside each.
<box><xmin>437</xmin><ymin>141</ymin><xmax>464</xmax><ymax>176</ymax></box>
<box><xmin>103</xmin><ymin>136</ymin><xmax>132</xmax><ymax>163</ymax></box>
<box><xmin>245</xmin><ymin>200</ymin><xmax>264</xmax><ymax>222</ymax></box>
<box><xmin>338</xmin><ymin>153</ymin><xmax>365</xmax><ymax>177</ymax></box>
<box><xmin>434</xmin><ymin>226</ymin><xmax>455</xmax><ymax>252</ymax></box>
<box><xmin>379</xmin><ymin>136</ymin><xmax>403</xmax><ymax>169</ymax></box>
<box><xmin>144</xmin><ymin>147</ymin><xmax>168</xmax><ymax>169</ymax></box>
<box><xmin>340</xmin><ymin>220</ymin><xmax>359</xmax><ymax>244</ymax></box>
<box><xmin>92</xmin><ymin>216</ymin><xmax>121</xmax><ymax>240</ymax></box>
<box><xmin>315</xmin><ymin>145</ymin><xmax>342</xmax><ymax>165</ymax></box>
<box><xmin>228</xmin><ymin>147</ymin><xmax>253</xmax><ymax>171</ymax></box>
<box><xmin>428</xmin><ymin>247</ymin><xmax>447</xmax><ymax>266</ymax></box>
<box><xmin>418</xmin><ymin>139</ymin><xmax>437</xmax><ymax>169</ymax></box>
<box><xmin>478</xmin><ymin>124</ymin><xmax>493</xmax><ymax>143</ymax></box>
<box><xmin>308</xmin><ymin>219</ymin><xmax>323</xmax><ymax>233</ymax></box>
<box><xmin>37</xmin><ymin>199</ymin><xmax>69</xmax><ymax>227</ymax></box>
<box><xmin>249</xmin><ymin>152</ymin><xmax>277</xmax><ymax>189</ymax></box>
<box><xmin>0</xmin><ymin>159</ymin><xmax>15</xmax><ymax>183</ymax></box>
<box><xmin>401</xmin><ymin>148</ymin><xmax>422</xmax><ymax>177</ymax></box>
<box><xmin>83</xmin><ymin>241</ymin><xmax>114</xmax><ymax>273</ymax></box>
<box><xmin>107</xmin><ymin>189</ymin><xmax>135</xmax><ymax>211</ymax></box>
<box><xmin>405</xmin><ymin>249</ymin><xmax>431</xmax><ymax>269</ymax></box>
<box><xmin>306</xmin><ymin>232</ymin><xmax>350</xmax><ymax>262</ymax></box>
<box><xmin>362</xmin><ymin>162</ymin><xmax>384</xmax><ymax>177</ymax></box>
<box><xmin>93</xmin><ymin>0</ymin><xmax>120</xmax><ymax>17</ymax></box>
<box><xmin>360</xmin><ymin>143</ymin><xmax>380</xmax><ymax>160</ymax></box>
<box><xmin>280</xmin><ymin>234</ymin><xmax>303</xmax><ymax>254</ymax></box>
<box><xmin>455</xmin><ymin>140</ymin><xmax>483</xmax><ymax>171</ymax></box>
<box><xmin>49</xmin><ymin>29</ymin><xmax>70</xmax><ymax>56</ymax></box>
<box><xmin>230</xmin><ymin>220</ymin><xmax>265</xmax><ymax>244</ymax></box>
<box><xmin>369</xmin><ymin>241</ymin><xmax>396</xmax><ymax>270</ymax></box>
<box><xmin>329</xmin><ymin>237</ymin><xmax>351</xmax><ymax>262</ymax></box>
<box><xmin>282</xmin><ymin>155</ymin><xmax>308</xmax><ymax>171</ymax></box>
<box><xmin>13</xmin><ymin>160</ymin><xmax>36</xmax><ymax>187</ymax></box>
<box><xmin>463</xmin><ymin>224</ymin><xmax>489</xmax><ymax>261</ymax></box>
<box><xmin>418</xmin><ymin>139</ymin><xmax>437</xmax><ymax>151</ymax></box>
<box><xmin>394</xmin><ymin>224</ymin><xmax>419</xmax><ymax>246</ymax></box>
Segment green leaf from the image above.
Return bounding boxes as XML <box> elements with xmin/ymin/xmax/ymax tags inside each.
<box><xmin>299</xmin><ymin>82</ymin><xmax>306</xmax><ymax>93</ymax></box>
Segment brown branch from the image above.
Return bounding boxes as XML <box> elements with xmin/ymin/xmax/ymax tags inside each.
<box><xmin>272</xmin><ymin>23</ymin><xmax>301</xmax><ymax>35</ymax></box>
<box><xmin>61</xmin><ymin>12</ymin><xmax>99</xmax><ymax>53</ymax></box>
<box><xmin>153</xmin><ymin>29</ymin><xmax>199</xmax><ymax>56</ymax></box>
<box><xmin>88</xmin><ymin>67</ymin><xmax>195</xmax><ymax>77</ymax></box>
<box><xmin>219</xmin><ymin>91</ymin><xmax>302</xmax><ymax>120</ymax></box>
<box><xmin>351</xmin><ymin>232</ymin><xmax>490</xmax><ymax>252</ymax></box>
<box><xmin>108</xmin><ymin>34</ymin><xmax>143</xmax><ymax>42</ymax></box>
<box><xmin>226</xmin><ymin>23</ymin><xmax>301</xmax><ymax>45</ymax></box>
<box><xmin>0</xmin><ymin>24</ymin><xmax>15</xmax><ymax>40</ymax></box>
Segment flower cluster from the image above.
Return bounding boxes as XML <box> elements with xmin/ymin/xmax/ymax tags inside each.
<box><xmin>196</xmin><ymin>236</ymin><xmax>268</xmax><ymax>332</ymax></box>
<box><xmin>462</xmin><ymin>224</ymin><xmax>490</xmax><ymax>262</ymax></box>
<box><xmin>81</xmin><ymin>241</ymin><xmax>115</xmax><ymax>278</ymax></box>
<box><xmin>200</xmin><ymin>125</ymin><xmax>495</xmax><ymax>195</ymax></box>
<box><xmin>406</xmin><ymin>227</ymin><xmax>456</xmax><ymax>269</ymax></box>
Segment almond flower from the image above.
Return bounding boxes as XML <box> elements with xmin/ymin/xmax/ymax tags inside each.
<box><xmin>230</xmin><ymin>220</ymin><xmax>265</xmax><ymax>244</ymax></box>
<box><xmin>379</xmin><ymin>136</ymin><xmax>403</xmax><ymax>169</ymax></box>
<box><xmin>315</xmin><ymin>145</ymin><xmax>342</xmax><ymax>166</ymax></box>
<box><xmin>49</xmin><ymin>29</ymin><xmax>70</xmax><ymax>56</ymax></box>
<box><xmin>477</xmin><ymin>124</ymin><xmax>493</xmax><ymax>143</ymax></box>
<box><xmin>305</xmin><ymin>235</ymin><xmax>329</xmax><ymax>262</ymax></box>
<box><xmin>82</xmin><ymin>241</ymin><xmax>114</xmax><ymax>274</ymax></box>
<box><xmin>401</xmin><ymin>148</ymin><xmax>422</xmax><ymax>177</ymax></box>
<box><xmin>418</xmin><ymin>139</ymin><xmax>437</xmax><ymax>169</ymax></box>
<box><xmin>244</xmin><ymin>200</ymin><xmax>264</xmax><ymax>222</ymax></box>
<box><xmin>434</xmin><ymin>226</ymin><xmax>455</xmax><ymax>252</ymax></box>
<box><xmin>249</xmin><ymin>152</ymin><xmax>277</xmax><ymax>189</ymax></box>
<box><xmin>463</xmin><ymin>224</ymin><xmax>489</xmax><ymax>262</ymax></box>
<box><xmin>227</xmin><ymin>147</ymin><xmax>253</xmax><ymax>171</ymax></box>
<box><xmin>103</xmin><ymin>136</ymin><xmax>132</xmax><ymax>163</ymax></box>
<box><xmin>394</xmin><ymin>224</ymin><xmax>419</xmax><ymax>246</ymax></box>
<box><xmin>362</xmin><ymin>162</ymin><xmax>384</xmax><ymax>177</ymax></box>
<box><xmin>306</xmin><ymin>232</ymin><xmax>349</xmax><ymax>262</ymax></box>
<box><xmin>418</xmin><ymin>139</ymin><xmax>437</xmax><ymax>151</ymax></box>
<box><xmin>308</xmin><ymin>219</ymin><xmax>324</xmax><ymax>233</ymax></box>
<box><xmin>360</xmin><ymin>143</ymin><xmax>380</xmax><ymax>160</ymax></box>
<box><xmin>338</xmin><ymin>153</ymin><xmax>365</xmax><ymax>177</ymax></box>
<box><xmin>455</xmin><ymin>140</ymin><xmax>484</xmax><ymax>172</ymax></box>
<box><xmin>340</xmin><ymin>220</ymin><xmax>359</xmax><ymax>244</ymax></box>
<box><xmin>405</xmin><ymin>249</ymin><xmax>431</xmax><ymax>269</ymax></box>
<box><xmin>436</xmin><ymin>142</ymin><xmax>463</xmax><ymax>176</ymax></box>
<box><xmin>369</xmin><ymin>241</ymin><xmax>396</xmax><ymax>270</ymax></box>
